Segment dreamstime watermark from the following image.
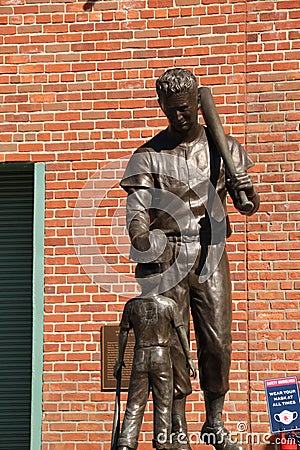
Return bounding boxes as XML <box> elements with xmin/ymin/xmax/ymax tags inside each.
<box><xmin>156</xmin><ymin>423</ymin><xmax>273</xmax><ymax>447</ymax></box>
<box><xmin>72</xmin><ymin>152</ymin><xmax>227</xmax><ymax>298</ymax></box>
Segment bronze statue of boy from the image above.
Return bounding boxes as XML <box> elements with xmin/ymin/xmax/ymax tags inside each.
<box><xmin>114</xmin><ymin>263</ymin><xmax>196</xmax><ymax>450</ymax></box>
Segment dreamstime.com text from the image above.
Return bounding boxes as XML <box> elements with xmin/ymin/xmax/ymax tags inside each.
<box><xmin>156</xmin><ymin>422</ymin><xmax>277</xmax><ymax>446</ymax></box>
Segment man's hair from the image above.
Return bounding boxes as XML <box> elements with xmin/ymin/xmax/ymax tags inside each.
<box><xmin>156</xmin><ymin>68</ymin><xmax>198</xmax><ymax>98</ymax></box>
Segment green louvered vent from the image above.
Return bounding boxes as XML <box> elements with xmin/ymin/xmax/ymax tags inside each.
<box><xmin>0</xmin><ymin>164</ymin><xmax>34</xmax><ymax>449</ymax></box>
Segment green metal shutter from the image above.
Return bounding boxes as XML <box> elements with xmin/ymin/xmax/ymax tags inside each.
<box><xmin>0</xmin><ymin>163</ymin><xmax>34</xmax><ymax>449</ymax></box>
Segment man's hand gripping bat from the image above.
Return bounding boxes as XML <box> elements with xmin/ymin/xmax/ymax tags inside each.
<box><xmin>199</xmin><ymin>86</ymin><xmax>254</xmax><ymax>214</ymax></box>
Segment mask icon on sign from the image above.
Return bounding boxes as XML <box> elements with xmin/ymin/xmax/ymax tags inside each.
<box><xmin>274</xmin><ymin>410</ymin><xmax>298</xmax><ymax>425</ymax></box>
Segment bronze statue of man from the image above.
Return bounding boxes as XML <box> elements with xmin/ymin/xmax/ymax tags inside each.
<box><xmin>120</xmin><ymin>68</ymin><xmax>260</xmax><ymax>450</ymax></box>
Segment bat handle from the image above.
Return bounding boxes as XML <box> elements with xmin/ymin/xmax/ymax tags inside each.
<box><xmin>238</xmin><ymin>190</ymin><xmax>254</xmax><ymax>214</ymax></box>
<box><xmin>110</xmin><ymin>369</ymin><xmax>122</xmax><ymax>450</ymax></box>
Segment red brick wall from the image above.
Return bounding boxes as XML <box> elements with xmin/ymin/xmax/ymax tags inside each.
<box><xmin>245</xmin><ymin>0</ymin><xmax>300</xmax><ymax>439</ymax></box>
<box><xmin>0</xmin><ymin>1</ymin><xmax>299</xmax><ymax>449</ymax></box>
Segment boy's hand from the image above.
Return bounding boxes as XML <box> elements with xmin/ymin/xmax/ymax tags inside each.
<box><xmin>187</xmin><ymin>358</ymin><xmax>197</xmax><ymax>379</ymax></box>
<box><xmin>113</xmin><ymin>359</ymin><xmax>125</xmax><ymax>379</ymax></box>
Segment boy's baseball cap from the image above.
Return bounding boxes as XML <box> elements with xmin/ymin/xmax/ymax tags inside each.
<box><xmin>135</xmin><ymin>262</ymin><xmax>162</xmax><ymax>278</ymax></box>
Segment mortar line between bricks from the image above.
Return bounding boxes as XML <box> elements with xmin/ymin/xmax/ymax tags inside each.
<box><xmin>244</xmin><ymin>0</ymin><xmax>253</xmax><ymax>445</ymax></box>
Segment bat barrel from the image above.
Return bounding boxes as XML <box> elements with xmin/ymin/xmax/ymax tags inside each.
<box><xmin>199</xmin><ymin>86</ymin><xmax>254</xmax><ymax>213</ymax></box>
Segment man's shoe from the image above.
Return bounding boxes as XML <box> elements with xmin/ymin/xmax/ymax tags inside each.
<box><xmin>201</xmin><ymin>422</ymin><xmax>245</xmax><ymax>450</ymax></box>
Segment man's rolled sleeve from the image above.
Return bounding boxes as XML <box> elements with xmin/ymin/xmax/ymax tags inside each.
<box><xmin>120</xmin><ymin>148</ymin><xmax>155</xmax><ymax>191</ymax></box>
<box><xmin>227</xmin><ymin>136</ymin><xmax>254</xmax><ymax>173</ymax></box>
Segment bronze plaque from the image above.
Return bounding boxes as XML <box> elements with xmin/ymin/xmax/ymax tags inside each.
<box><xmin>101</xmin><ymin>325</ymin><xmax>135</xmax><ymax>391</ymax></box>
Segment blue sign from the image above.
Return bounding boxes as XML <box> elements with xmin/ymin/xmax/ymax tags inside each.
<box><xmin>265</xmin><ymin>376</ymin><xmax>300</xmax><ymax>434</ymax></box>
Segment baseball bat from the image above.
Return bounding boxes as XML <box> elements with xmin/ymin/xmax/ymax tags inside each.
<box><xmin>199</xmin><ymin>86</ymin><xmax>254</xmax><ymax>214</ymax></box>
<box><xmin>110</xmin><ymin>367</ymin><xmax>122</xmax><ymax>450</ymax></box>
